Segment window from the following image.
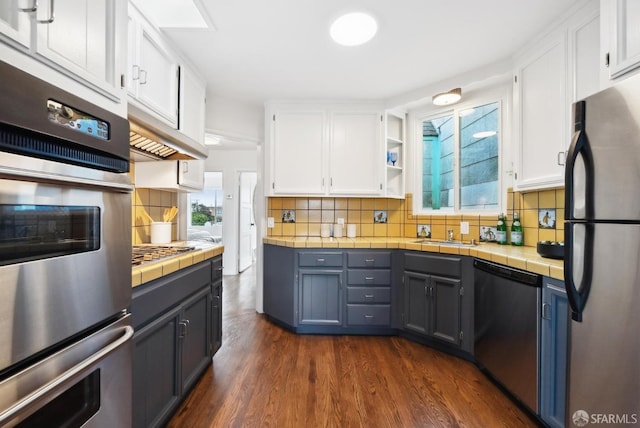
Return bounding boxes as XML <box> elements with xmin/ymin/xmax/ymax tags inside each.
<box><xmin>187</xmin><ymin>172</ymin><xmax>223</xmax><ymax>242</ymax></box>
<box><xmin>418</xmin><ymin>101</ymin><xmax>500</xmax><ymax>212</ymax></box>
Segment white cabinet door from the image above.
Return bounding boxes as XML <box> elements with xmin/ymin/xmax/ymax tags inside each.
<box><xmin>178</xmin><ymin>160</ymin><xmax>204</xmax><ymax>190</ymax></box>
<box><xmin>34</xmin><ymin>0</ymin><xmax>121</xmax><ymax>99</ymax></box>
<box><xmin>605</xmin><ymin>0</ymin><xmax>640</xmax><ymax>79</ymax></box>
<box><xmin>127</xmin><ymin>5</ymin><xmax>179</xmax><ymax>128</ymax></box>
<box><xmin>329</xmin><ymin>110</ymin><xmax>382</xmax><ymax>195</ymax></box>
<box><xmin>271</xmin><ymin>110</ymin><xmax>325</xmax><ymax>195</ymax></box>
<box><xmin>179</xmin><ymin>64</ymin><xmax>206</xmax><ymax>144</ymax></box>
<box><xmin>0</xmin><ymin>0</ymin><xmax>30</xmax><ymax>48</ymax></box>
<box><xmin>570</xmin><ymin>10</ymin><xmax>600</xmax><ymax>101</ymax></box>
<box><xmin>515</xmin><ymin>35</ymin><xmax>568</xmax><ymax>191</ymax></box>
<box><xmin>137</xmin><ymin>24</ymin><xmax>179</xmax><ymax>126</ymax></box>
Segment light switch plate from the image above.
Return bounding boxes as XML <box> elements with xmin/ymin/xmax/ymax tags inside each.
<box><xmin>337</xmin><ymin>217</ymin><xmax>345</xmax><ymax>225</ymax></box>
<box><xmin>460</xmin><ymin>221</ymin><xmax>469</xmax><ymax>234</ymax></box>
<box><xmin>267</xmin><ymin>217</ymin><xmax>275</xmax><ymax>228</ymax></box>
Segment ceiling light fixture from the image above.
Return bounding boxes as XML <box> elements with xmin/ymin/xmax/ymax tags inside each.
<box><xmin>432</xmin><ymin>88</ymin><xmax>462</xmax><ymax>106</ymax></box>
<box><xmin>330</xmin><ymin>12</ymin><xmax>378</xmax><ymax>46</ymax></box>
<box><xmin>472</xmin><ymin>131</ymin><xmax>497</xmax><ymax>139</ymax></box>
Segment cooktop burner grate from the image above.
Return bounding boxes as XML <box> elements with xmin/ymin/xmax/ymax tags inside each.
<box><xmin>131</xmin><ymin>245</ymin><xmax>195</xmax><ymax>266</ymax></box>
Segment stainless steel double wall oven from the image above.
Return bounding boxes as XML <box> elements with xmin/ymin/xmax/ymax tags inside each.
<box><xmin>0</xmin><ymin>61</ymin><xmax>133</xmax><ymax>427</ymax></box>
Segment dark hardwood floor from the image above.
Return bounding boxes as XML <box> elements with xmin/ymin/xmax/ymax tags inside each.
<box><xmin>167</xmin><ymin>265</ymin><xmax>539</xmax><ymax>428</ymax></box>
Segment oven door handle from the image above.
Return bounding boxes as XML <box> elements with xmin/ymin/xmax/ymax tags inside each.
<box><xmin>0</xmin><ymin>325</ymin><xmax>134</xmax><ymax>425</ymax></box>
<box><xmin>0</xmin><ymin>165</ymin><xmax>133</xmax><ymax>192</ymax></box>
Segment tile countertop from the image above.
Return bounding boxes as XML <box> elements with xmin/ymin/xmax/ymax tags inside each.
<box><xmin>263</xmin><ymin>237</ymin><xmax>565</xmax><ymax>280</ymax></box>
<box><xmin>131</xmin><ymin>242</ymin><xmax>224</xmax><ymax>287</ymax></box>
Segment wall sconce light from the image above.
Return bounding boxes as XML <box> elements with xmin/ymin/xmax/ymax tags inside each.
<box><xmin>432</xmin><ymin>88</ymin><xmax>462</xmax><ymax>106</ymax></box>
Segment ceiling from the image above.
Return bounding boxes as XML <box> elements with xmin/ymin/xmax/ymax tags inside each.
<box><xmin>160</xmin><ymin>0</ymin><xmax>584</xmax><ymax>109</ymax></box>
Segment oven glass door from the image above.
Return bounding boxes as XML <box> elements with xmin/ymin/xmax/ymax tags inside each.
<box><xmin>0</xmin><ymin>204</ymin><xmax>100</xmax><ymax>266</ymax></box>
<box><xmin>0</xmin><ymin>159</ymin><xmax>132</xmax><ymax>373</ymax></box>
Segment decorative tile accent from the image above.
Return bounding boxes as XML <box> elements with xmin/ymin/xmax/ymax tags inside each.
<box><xmin>538</xmin><ymin>208</ymin><xmax>556</xmax><ymax>229</ymax></box>
<box><xmin>374</xmin><ymin>210</ymin><xmax>388</xmax><ymax>223</ymax></box>
<box><xmin>282</xmin><ymin>210</ymin><xmax>296</xmax><ymax>223</ymax></box>
<box><xmin>417</xmin><ymin>224</ymin><xmax>431</xmax><ymax>238</ymax></box>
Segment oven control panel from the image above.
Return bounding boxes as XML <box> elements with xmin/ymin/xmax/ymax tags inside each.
<box><xmin>47</xmin><ymin>100</ymin><xmax>109</xmax><ymax>141</ymax></box>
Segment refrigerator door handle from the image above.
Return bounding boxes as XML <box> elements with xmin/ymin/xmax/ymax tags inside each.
<box><xmin>565</xmin><ymin>101</ymin><xmax>595</xmax><ymax>221</ymax></box>
<box><xmin>564</xmin><ymin>223</ymin><xmax>594</xmax><ymax>322</ymax></box>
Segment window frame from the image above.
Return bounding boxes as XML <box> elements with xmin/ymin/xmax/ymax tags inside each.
<box><xmin>412</xmin><ymin>93</ymin><xmax>506</xmax><ymax>216</ymax></box>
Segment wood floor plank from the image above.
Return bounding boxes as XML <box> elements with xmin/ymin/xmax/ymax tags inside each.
<box><xmin>167</xmin><ymin>266</ymin><xmax>540</xmax><ymax>428</ymax></box>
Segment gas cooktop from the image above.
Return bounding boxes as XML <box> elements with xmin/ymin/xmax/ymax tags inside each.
<box><xmin>131</xmin><ymin>245</ymin><xmax>195</xmax><ymax>266</ymax></box>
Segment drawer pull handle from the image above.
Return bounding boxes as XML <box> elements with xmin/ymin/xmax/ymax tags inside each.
<box><xmin>364</xmin><ymin>276</ymin><xmax>375</xmax><ymax>281</ymax></box>
<box><xmin>364</xmin><ymin>294</ymin><xmax>375</xmax><ymax>299</ymax></box>
<box><xmin>365</xmin><ymin>259</ymin><xmax>375</xmax><ymax>263</ymax></box>
<box><xmin>364</xmin><ymin>315</ymin><xmax>374</xmax><ymax>319</ymax></box>
<box><xmin>316</xmin><ymin>258</ymin><xmax>325</xmax><ymax>263</ymax></box>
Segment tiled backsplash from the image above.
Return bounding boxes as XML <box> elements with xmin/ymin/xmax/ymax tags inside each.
<box><xmin>268</xmin><ymin>187</ymin><xmax>565</xmax><ymax>247</ymax></box>
<box><xmin>130</xmin><ymin>162</ymin><xmax>178</xmax><ymax>245</ymax></box>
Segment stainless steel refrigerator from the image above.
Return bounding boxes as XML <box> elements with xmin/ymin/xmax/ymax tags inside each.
<box><xmin>565</xmin><ymin>75</ymin><xmax>640</xmax><ymax>426</ymax></box>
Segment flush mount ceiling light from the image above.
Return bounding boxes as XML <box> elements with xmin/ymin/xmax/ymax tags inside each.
<box><xmin>473</xmin><ymin>131</ymin><xmax>498</xmax><ymax>139</ymax></box>
<box><xmin>432</xmin><ymin>88</ymin><xmax>462</xmax><ymax>106</ymax></box>
<box><xmin>330</xmin><ymin>12</ymin><xmax>378</xmax><ymax>46</ymax></box>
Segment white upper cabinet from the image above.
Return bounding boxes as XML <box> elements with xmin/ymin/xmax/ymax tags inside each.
<box><xmin>266</xmin><ymin>103</ymin><xmax>384</xmax><ymax>197</ymax></box>
<box><xmin>127</xmin><ymin>4</ymin><xmax>179</xmax><ymax>128</ymax></box>
<box><xmin>514</xmin><ymin>35</ymin><xmax>567</xmax><ymax>191</ymax></box>
<box><xmin>0</xmin><ymin>0</ymin><xmax>126</xmax><ymax>113</ymax></box>
<box><xmin>329</xmin><ymin>110</ymin><xmax>383</xmax><ymax>196</ymax></box>
<box><xmin>0</xmin><ymin>0</ymin><xmax>30</xmax><ymax>48</ymax></box>
<box><xmin>179</xmin><ymin>64</ymin><xmax>206</xmax><ymax>144</ymax></box>
<box><xmin>602</xmin><ymin>0</ymin><xmax>640</xmax><ymax>80</ymax></box>
<box><xmin>270</xmin><ymin>108</ymin><xmax>326</xmax><ymax>195</ymax></box>
<box><xmin>513</xmin><ymin>0</ymin><xmax>600</xmax><ymax>191</ymax></box>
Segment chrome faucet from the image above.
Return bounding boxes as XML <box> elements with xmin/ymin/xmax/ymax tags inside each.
<box><xmin>447</xmin><ymin>229</ymin><xmax>454</xmax><ymax>241</ymax></box>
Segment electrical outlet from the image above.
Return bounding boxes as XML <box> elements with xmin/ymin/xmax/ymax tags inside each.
<box><xmin>337</xmin><ymin>217</ymin><xmax>345</xmax><ymax>225</ymax></box>
<box><xmin>267</xmin><ymin>217</ymin><xmax>275</xmax><ymax>228</ymax></box>
<box><xmin>460</xmin><ymin>221</ymin><xmax>469</xmax><ymax>234</ymax></box>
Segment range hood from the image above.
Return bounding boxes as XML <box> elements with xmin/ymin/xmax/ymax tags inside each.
<box><xmin>128</xmin><ymin>104</ymin><xmax>208</xmax><ymax>161</ymax></box>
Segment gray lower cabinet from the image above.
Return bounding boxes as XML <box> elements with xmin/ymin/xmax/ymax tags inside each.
<box><xmin>298</xmin><ymin>268</ymin><xmax>343</xmax><ymax>325</ymax></box>
<box><xmin>401</xmin><ymin>252</ymin><xmax>473</xmax><ymax>353</ymax></box>
<box><xmin>345</xmin><ymin>251</ymin><xmax>392</xmax><ymax>327</ymax></box>
<box><xmin>540</xmin><ymin>276</ymin><xmax>568</xmax><ymax>428</ymax></box>
<box><xmin>211</xmin><ymin>256</ymin><xmax>223</xmax><ymax>355</ymax></box>
<box><xmin>132</xmin><ymin>259</ymin><xmax>217</xmax><ymax>428</ymax></box>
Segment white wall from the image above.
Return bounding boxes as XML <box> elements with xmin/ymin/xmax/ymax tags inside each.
<box><xmin>205</xmin><ymin>92</ymin><xmax>264</xmax><ymax>144</ymax></box>
<box><xmin>204</xmin><ymin>149</ymin><xmax>258</xmax><ymax>275</ymax></box>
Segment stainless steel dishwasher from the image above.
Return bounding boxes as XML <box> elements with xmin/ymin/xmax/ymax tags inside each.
<box><xmin>473</xmin><ymin>259</ymin><xmax>541</xmax><ymax>414</ymax></box>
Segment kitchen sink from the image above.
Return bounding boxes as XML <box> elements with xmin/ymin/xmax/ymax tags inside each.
<box><xmin>412</xmin><ymin>239</ymin><xmax>476</xmax><ymax>247</ymax></box>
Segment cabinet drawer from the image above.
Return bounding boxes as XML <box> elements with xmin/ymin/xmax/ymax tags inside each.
<box><xmin>347</xmin><ymin>252</ymin><xmax>391</xmax><ymax>268</ymax></box>
<box><xmin>347</xmin><ymin>270</ymin><xmax>391</xmax><ymax>285</ymax></box>
<box><xmin>404</xmin><ymin>253</ymin><xmax>461</xmax><ymax>277</ymax></box>
<box><xmin>346</xmin><ymin>304</ymin><xmax>391</xmax><ymax>326</ymax></box>
<box><xmin>347</xmin><ymin>287</ymin><xmax>391</xmax><ymax>304</ymax></box>
<box><xmin>298</xmin><ymin>252</ymin><xmax>343</xmax><ymax>267</ymax></box>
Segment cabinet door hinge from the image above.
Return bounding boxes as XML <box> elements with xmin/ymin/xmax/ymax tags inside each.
<box><xmin>459</xmin><ymin>331</ymin><xmax>464</xmax><ymax>341</ymax></box>
<box><xmin>120</xmin><ymin>74</ymin><xmax>125</xmax><ymax>88</ymax></box>
<box><xmin>605</xmin><ymin>52</ymin><xmax>610</xmax><ymax>68</ymax></box>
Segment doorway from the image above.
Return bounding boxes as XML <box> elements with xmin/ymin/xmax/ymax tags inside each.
<box><xmin>238</xmin><ymin>171</ymin><xmax>257</xmax><ymax>272</ymax></box>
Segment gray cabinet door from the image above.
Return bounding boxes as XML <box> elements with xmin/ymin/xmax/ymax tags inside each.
<box><xmin>133</xmin><ymin>306</ymin><xmax>181</xmax><ymax>428</ymax></box>
<box><xmin>403</xmin><ymin>271</ymin><xmax>429</xmax><ymax>335</ymax></box>
<box><xmin>298</xmin><ymin>269</ymin><xmax>342</xmax><ymax>325</ymax></box>
<box><xmin>211</xmin><ymin>280</ymin><xmax>222</xmax><ymax>355</ymax></box>
<box><xmin>540</xmin><ymin>277</ymin><xmax>568</xmax><ymax>428</ymax></box>
<box><xmin>180</xmin><ymin>287</ymin><xmax>211</xmax><ymax>394</ymax></box>
<box><xmin>430</xmin><ymin>275</ymin><xmax>462</xmax><ymax>346</ymax></box>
